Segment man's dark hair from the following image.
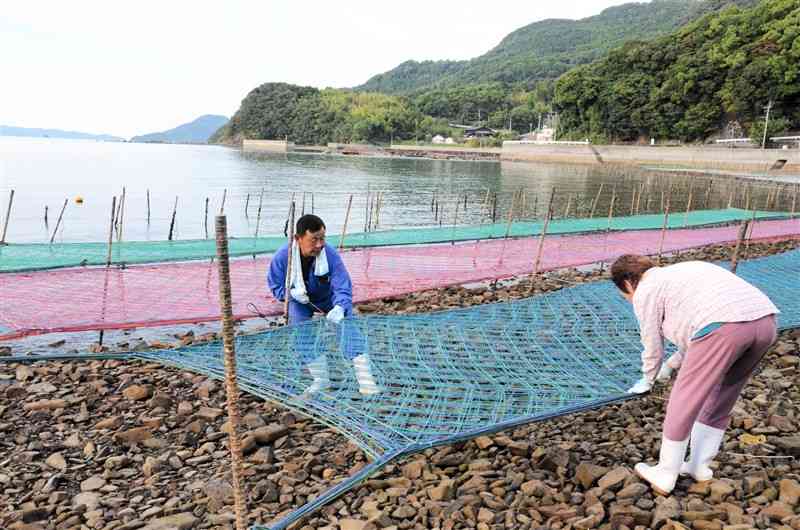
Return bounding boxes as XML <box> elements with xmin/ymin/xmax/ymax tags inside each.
<box><xmin>610</xmin><ymin>254</ymin><xmax>656</xmax><ymax>292</ymax></box>
<box><xmin>296</xmin><ymin>214</ymin><xmax>326</xmax><ymax>236</ymax></box>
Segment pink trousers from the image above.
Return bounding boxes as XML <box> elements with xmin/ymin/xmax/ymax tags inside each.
<box><xmin>663</xmin><ymin>314</ymin><xmax>777</xmax><ymax>441</ymax></box>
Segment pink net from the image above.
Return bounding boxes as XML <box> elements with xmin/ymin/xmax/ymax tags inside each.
<box><xmin>1</xmin><ymin>218</ymin><xmax>798</xmax><ymax>340</ymax></box>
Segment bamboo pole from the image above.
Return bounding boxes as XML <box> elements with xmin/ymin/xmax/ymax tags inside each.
<box><xmin>451</xmin><ymin>195</ymin><xmax>459</xmax><ymax>245</ymax></box>
<box><xmin>683</xmin><ymin>184</ymin><xmax>694</xmax><ymax>227</ymax></box>
<box><xmin>629</xmin><ymin>187</ymin><xmax>636</xmax><ymax>216</ymax></box>
<box><xmin>254</xmin><ymin>188</ymin><xmax>264</xmax><ymax>239</ymax></box>
<box><xmin>168</xmin><ymin>196</ymin><xmax>178</xmax><ymax>241</ymax></box>
<box><xmin>635</xmin><ymin>182</ymin><xmax>644</xmax><ymax>215</ymax></box>
<box><xmin>657</xmin><ymin>184</ymin><xmax>673</xmax><ymax>264</ymax></box>
<box><xmin>727</xmin><ymin>186</ymin><xmax>735</xmax><ymax>209</ymax></box>
<box><xmin>563</xmin><ymin>193</ymin><xmax>573</xmax><ymax>219</ymax></box>
<box><xmin>106</xmin><ymin>196</ymin><xmax>117</xmax><ymax>266</ymax></box>
<box><xmin>791</xmin><ymin>185</ymin><xmax>797</xmax><ymax>218</ymax></box>
<box><xmin>533</xmin><ymin>187</ymin><xmax>556</xmax><ymax>275</ymax></box>
<box><xmin>146</xmin><ymin>189</ymin><xmax>151</xmax><ymax>224</ymax></box>
<box><xmin>590</xmin><ymin>183</ymin><xmax>604</xmax><ymax>218</ymax></box>
<box><xmin>607</xmin><ymin>184</ymin><xmax>617</xmax><ymax>231</ymax></box>
<box><xmin>301</xmin><ymin>192</ymin><xmax>306</xmax><ymax>216</ymax></box>
<box><xmin>491</xmin><ymin>192</ymin><xmax>497</xmax><ymax>223</ymax></box>
<box><xmin>244</xmin><ymin>193</ymin><xmax>250</xmax><ymax>218</ymax></box>
<box><xmin>364</xmin><ymin>186</ymin><xmax>371</xmax><ymax>232</ymax></box>
<box><xmin>729</xmin><ymin>220</ymin><xmax>751</xmax><ymax>274</ymax></box>
<box><xmin>283</xmin><ymin>201</ymin><xmax>296</xmax><ymax>324</ymax></box>
<box><xmin>1</xmin><ymin>189</ymin><xmax>14</xmax><ymax>244</ymax></box>
<box><xmin>204</xmin><ymin>198</ymin><xmax>210</xmax><ymax>239</ymax></box>
<box><xmin>213</xmin><ymin>215</ymin><xmax>248</xmax><ymax>530</ymax></box>
<box><xmin>220</xmin><ymin>188</ymin><xmax>227</xmax><ymax>215</ymax></box>
<box><xmin>703</xmin><ymin>179</ymin><xmax>712</xmax><ymax>209</ymax></box>
<box><xmin>44</xmin><ymin>205</ymin><xmax>49</xmax><ymax>228</ymax></box>
<box><xmin>117</xmin><ymin>187</ymin><xmax>126</xmax><ymax>242</ymax></box>
<box><xmin>50</xmin><ymin>198</ymin><xmax>68</xmax><ymax>244</ymax></box>
<box><xmin>503</xmin><ymin>192</ymin><xmax>516</xmax><ymax>239</ymax></box>
<box><xmin>338</xmin><ymin>194</ymin><xmax>353</xmax><ymax>252</ymax></box>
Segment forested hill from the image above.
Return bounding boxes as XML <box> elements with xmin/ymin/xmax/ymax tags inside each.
<box><xmin>554</xmin><ymin>0</ymin><xmax>800</xmax><ymax>143</ymax></box>
<box><xmin>357</xmin><ymin>0</ymin><xmax>757</xmax><ymax>94</ymax></box>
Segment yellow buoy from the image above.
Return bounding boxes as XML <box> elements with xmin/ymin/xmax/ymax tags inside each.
<box><xmin>75</xmin><ymin>196</ymin><xmax>84</xmax><ymax>204</ymax></box>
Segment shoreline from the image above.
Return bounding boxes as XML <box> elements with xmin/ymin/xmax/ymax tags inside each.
<box><xmin>239</xmin><ymin>139</ymin><xmax>800</xmax><ymax>178</ymax></box>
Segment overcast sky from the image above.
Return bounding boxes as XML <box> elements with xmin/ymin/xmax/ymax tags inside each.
<box><xmin>1</xmin><ymin>0</ymin><xmax>640</xmax><ymax>138</ymax></box>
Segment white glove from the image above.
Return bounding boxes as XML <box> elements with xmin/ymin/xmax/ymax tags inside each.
<box><xmin>656</xmin><ymin>363</ymin><xmax>673</xmax><ymax>382</ymax></box>
<box><xmin>290</xmin><ymin>287</ymin><xmax>309</xmax><ymax>305</ymax></box>
<box><xmin>326</xmin><ymin>305</ymin><xmax>345</xmax><ymax>324</ymax></box>
<box><xmin>627</xmin><ymin>377</ymin><xmax>652</xmax><ymax>394</ymax></box>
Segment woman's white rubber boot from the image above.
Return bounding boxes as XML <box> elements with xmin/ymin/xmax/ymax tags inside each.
<box><xmin>635</xmin><ymin>436</ymin><xmax>689</xmax><ymax>496</ymax></box>
<box><xmin>681</xmin><ymin>422</ymin><xmax>725</xmax><ymax>482</ymax></box>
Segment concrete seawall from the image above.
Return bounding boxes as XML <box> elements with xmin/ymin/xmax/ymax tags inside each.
<box><xmin>502</xmin><ymin>142</ymin><xmax>800</xmax><ymax>172</ymax></box>
<box><xmin>242</xmin><ymin>139</ymin><xmax>294</xmax><ymax>153</ymax></box>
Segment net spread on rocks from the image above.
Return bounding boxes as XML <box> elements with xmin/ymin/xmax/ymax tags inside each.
<box><xmin>131</xmin><ymin>248</ymin><xmax>800</xmax><ymax>530</ymax></box>
<box><xmin>1</xmin><ymin>216</ymin><xmax>798</xmax><ymax>340</ymax></box>
<box><xmin>0</xmin><ymin>207</ymin><xmax>787</xmax><ymax>273</ymax></box>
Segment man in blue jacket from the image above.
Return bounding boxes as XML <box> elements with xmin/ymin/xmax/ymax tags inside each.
<box><xmin>267</xmin><ymin>214</ymin><xmax>379</xmax><ymax>395</ymax></box>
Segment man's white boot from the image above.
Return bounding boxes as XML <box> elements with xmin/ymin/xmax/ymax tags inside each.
<box><xmin>352</xmin><ymin>353</ymin><xmax>380</xmax><ymax>395</ymax></box>
<box><xmin>635</xmin><ymin>436</ymin><xmax>689</xmax><ymax>496</ymax></box>
<box><xmin>681</xmin><ymin>422</ymin><xmax>725</xmax><ymax>482</ymax></box>
<box><xmin>303</xmin><ymin>356</ymin><xmax>330</xmax><ymax>394</ymax></box>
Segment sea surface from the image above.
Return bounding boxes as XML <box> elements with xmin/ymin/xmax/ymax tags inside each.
<box><xmin>0</xmin><ymin>136</ymin><xmax>790</xmax><ymax>244</ymax></box>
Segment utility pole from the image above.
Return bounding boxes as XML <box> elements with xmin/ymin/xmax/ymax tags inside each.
<box><xmin>762</xmin><ymin>100</ymin><xmax>773</xmax><ymax>150</ymax></box>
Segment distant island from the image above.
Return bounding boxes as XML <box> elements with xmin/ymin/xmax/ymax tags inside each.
<box><xmin>131</xmin><ymin>115</ymin><xmax>228</xmax><ymax>144</ymax></box>
<box><xmin>0</xmin><ymin>125</ymin><xmax>124</xmax><ymax>142</ymax></box>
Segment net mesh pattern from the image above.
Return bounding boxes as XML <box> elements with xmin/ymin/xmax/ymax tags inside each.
<box><xmin>1</xmin><ymin>217</ymin><xmax>798</xmax><ymax>340</ymax></box>
<box><xmin>0</xmin><ymin>208</ymin><xmax>787</xmax><ymax>272</ymax></box>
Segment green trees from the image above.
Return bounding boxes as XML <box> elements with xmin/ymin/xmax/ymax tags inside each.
<box><xmin>554</xmin><ymin>0</ymin><xmax>800</xmax><ymax>142</ymax></box>
<box><xmin>213</xmin><ymin>83</ymin><xmax>426</xmax><ymax>145</ymax></box>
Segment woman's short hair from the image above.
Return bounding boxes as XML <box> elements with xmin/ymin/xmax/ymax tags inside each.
<box><xmin>610</xmin><ymin>254</ymin><xmax>656</xmax><ymax>292</ymax></box>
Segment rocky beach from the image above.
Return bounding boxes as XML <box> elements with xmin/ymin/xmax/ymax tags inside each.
<box><xmin>1</xmin><ymin>238</ymin><xmax>799</xmax><ymax>530</ymax></box>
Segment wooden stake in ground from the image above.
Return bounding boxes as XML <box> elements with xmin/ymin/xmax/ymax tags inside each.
<box><xmin>451</xmin><ymin>195</ymin><xmax>460</xmax><ymax>244</ymax></box>
<box><xmin>533</xmin><ymin>187</ymin><xmax>556</xmax><ymax>275</ymax></box>
<box><xmin>729</xmin><ymin>220</ymin><xmax>751</xmax><ymax>274</ymax></box>
<box><xmin>338</xmin><ymin>194</ymin><xmax>354</xmax><ymax>252</ymax></box>
<box><xmin>1</xmin><ymin>189</ymin><xmax>14</xmax><ymax>244</ymax></box>
<box><xmin>204</xmin><ymin>198</ymin><xmax>210</xmax><ymax>239</ymax></box>
<box><xmin>168</xmin><ymin>196</ymin><xmax>178</xmax><ymax>241</ymax></box>
<box><xmin>590</xmin><ymin>183</ymin><xmax>604</xmax><ymax>218</ymax></box>
<box><xmin>117</xmin><ymin>187</ymin><xmax>126</xmax><ymax>242</ymax></box>
<box><xmin>683</xmin><ymin>183</ymin><xmax>694</xmax><ymax>227</ymax></box>
<box><xmin>254</xmin><ymin>188</ymin><xmax>264</xmax><ymax>239</ymax></box>
<box><xmin>503</xmin><ymin>193</ymin><xmax>516</xmax><ymax>239</ymax></box>
<box><xmin>213</xmin><ymin>215</ymin><xmax>248</xmax><ymax>530</ymax></box>
<box><xmin>283</xmin><ymin>202</ymin><xmax>296</xmax><ymax>324</ymax></box>
<box><xmin>607</xmin><ymin>184</ymin><xmax>617</xmax><ymax>231</ymax></box>
<box><xmin>657</xmin><ymin>184</ymin><xmax>673</xmax><ymax>264</ymax></box>
<box><xmin>791</xmin><ymin>185</ymin><xmax>798</xmax><ymax>218</ymax></box>
<box><xmin>106</xmin><ymin>196</ymin><xmax>117</xmax><ymax>267</ymax></box>
<box><xmin>50</xmin><ymin>198</ymin><xmax>68</xmax><ymax>244</ymax></box>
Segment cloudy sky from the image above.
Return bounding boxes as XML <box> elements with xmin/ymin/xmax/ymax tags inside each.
<box><xmin>1</xmin><ymin>0</ymin><xmax>638</xmax><ymax>138</ymax></box>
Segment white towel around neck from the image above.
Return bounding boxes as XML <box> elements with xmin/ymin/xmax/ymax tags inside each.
<box><xmin>290</xmin><ymin>242</ymin><xmax>329</xmax><ymax>298</ymax></box>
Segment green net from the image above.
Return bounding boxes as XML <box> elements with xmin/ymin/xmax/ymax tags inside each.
<box><xmin>0</xmin><ymin>208</ymin><xmax>787</xmax><ymax>272</ymax></box>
